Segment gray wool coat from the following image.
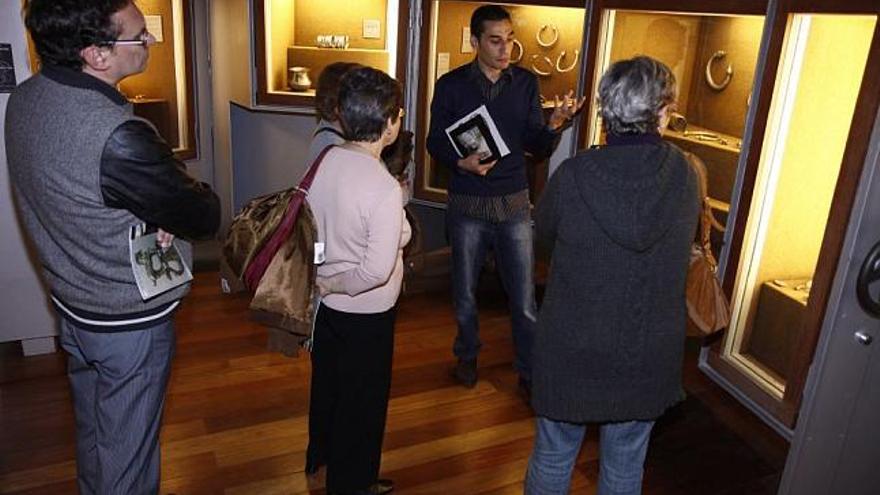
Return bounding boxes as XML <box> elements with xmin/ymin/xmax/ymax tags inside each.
<box><xmin>531</xmin><ymin>139</ymin><xmax>700</xmax><ymax>423</ymax></box>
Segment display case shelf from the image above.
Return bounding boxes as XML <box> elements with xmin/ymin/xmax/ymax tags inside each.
<box><xmin>253</xmin><ymin>0</ymin><xmax>408</xmax><ymax>108</ymax></box>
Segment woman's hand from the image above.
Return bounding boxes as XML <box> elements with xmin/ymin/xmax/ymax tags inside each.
<box><xmin>315</xmin><ymin>276</ymin><xmax>333</xmax><ymax>296</ymax></box>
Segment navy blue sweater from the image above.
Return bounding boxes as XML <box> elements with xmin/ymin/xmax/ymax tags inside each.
<box><xmin>427</xmin><ymin>64</ymin><xmax>559</xmax><ymax>197</ymax></box>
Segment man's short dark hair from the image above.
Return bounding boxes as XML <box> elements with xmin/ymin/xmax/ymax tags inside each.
<box><xmin>25</xmin><ymin>0</ymin><xmax>131</xmax><ymax>70</ymax></box>
<box><xmin>338</xmin><ymin>67</ymin><xmax>402</xmax><ymax>143</ymax></box>
<box><xmin>315</xmin><ymin>62</ymin><xmax>363</xmax><ymax>123</ymax></box>
<box><xmin>470</xmin><ymin>5</ymin><xmax>511</xmax><ymax>40</ymax></box>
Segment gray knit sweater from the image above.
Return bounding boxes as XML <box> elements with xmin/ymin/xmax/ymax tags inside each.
<box><xmin>5</xmin><ymin>71</ymin><xmax>195</xmax><ymax>327</ymax></box>
<box><xmin>531</xmin><ymin>139</ymin><xmax>700</xmax><ymax>423</ymax></box>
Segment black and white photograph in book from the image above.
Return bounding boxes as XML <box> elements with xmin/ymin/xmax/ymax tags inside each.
<box><xmin>449</xmin><ymin>115</ymin><xmax>500</xmax><ymax>164</ymax></box>
<box><xmin>129</xmin><ymin>226</ymin><xmax>193</xmax><ymax>301</ymax></box>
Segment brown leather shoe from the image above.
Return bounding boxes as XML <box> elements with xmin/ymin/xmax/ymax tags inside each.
<box><xmin>451</xmin><ymin>358</ymin><xmax>477</xmax><ymax>388</ymax></box>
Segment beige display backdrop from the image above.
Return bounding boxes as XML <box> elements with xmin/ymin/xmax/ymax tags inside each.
<box><xmin>262</xmin><ymin>0</ymin><xmax>393</xmax><ymax>97</ymax></box>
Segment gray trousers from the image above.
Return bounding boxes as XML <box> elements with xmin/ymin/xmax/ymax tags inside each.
<box><xmin>59</xmin><ymin>318</ymin><xmax>175</xmax><ymax>495</ymax></box>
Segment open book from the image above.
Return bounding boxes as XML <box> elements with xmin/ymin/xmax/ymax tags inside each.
<box><xmin>445</xmin><ymin>105</ymin><xmax>510</xmax><ymax>164</ymax></box>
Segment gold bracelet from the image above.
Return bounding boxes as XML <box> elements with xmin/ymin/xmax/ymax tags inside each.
<box><xmin>705</xmin><ymin>50</ymin><xmax>733</xmax><ymax>90</ymax></box>
<box><xmin>555</xmin><ymin>49</ymin><xmax>579</xmax><ymax>73</ymax></box>
<box><xmin>530</xmin><ymin>54</ymin><xmax>553</xmax><ymax>77</ymax></box>
<box><xmin>536</xmin><ymin>24</ymin><xmax>559</xmax><ymax>48</ymax></box>
<box><xmin>511</xmin><ymin>39</ymin><xmax>524</xmax><ymax>64</ymax></box>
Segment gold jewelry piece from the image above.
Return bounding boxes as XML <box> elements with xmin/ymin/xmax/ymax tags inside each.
<box><xmin>705</xmin><ymin>50</ymin><xmax>733</xmax><ymax>90</ymax></box>
<box><xmin>511</xmin><ymin>39</ymin><xmax>524</xmax><ymax>64</ymax></box>
<box><xmin>555</xmin><ymin>49</ymin><xmax>579</xmax><ymax>73</ymax></box>
<box><xmin>536</xmin><ymin>24</ymin><xmax>559</xmax><ymax>48</ymax></box>
<box><xmin>530</xmin><ymin>54</ymin><xmax>553</xmax><ymax>77</ymax></box>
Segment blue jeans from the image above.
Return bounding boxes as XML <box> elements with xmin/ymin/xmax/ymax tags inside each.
<box><xmin>525</xmin><ymin>416</ymin><xmax>655</xmax><ymax>495</ymax></box>
<box><xmin>447</xmin><ymin>211</ymin><xmax>537</xmax><ymax>379</ymax></box>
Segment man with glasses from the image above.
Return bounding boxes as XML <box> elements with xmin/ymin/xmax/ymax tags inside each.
<box><xmin>5</xmin><ymin>1</ymin><xmax>219</xmax><ymax>493</ymax></box>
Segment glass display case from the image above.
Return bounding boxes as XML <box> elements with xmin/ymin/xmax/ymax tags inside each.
<box><xmin>253</xmin><ymin>0</ymin><xmax>407</xmax><ymax>107</ymax></box>
<box><xmin>414</xmin><ymin>0</ymin><xmax>587</xmax><ymax>203</ymax></box>
<box><xmin>710</xmin><ymin>11</ymin><xmax>877</xmax><ymax>426</ymax></box>
<box><xmin>584</xmin><ymin>8</ymin><xmax>766</xmax><ymax>259</ymax></box>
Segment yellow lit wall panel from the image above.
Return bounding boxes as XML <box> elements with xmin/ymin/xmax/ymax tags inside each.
<box><xmin>756</xmin><ymin>15</ymin><xmax>875</xmax><ymax>284</ymax></box>
<box><xmin>268</xmin><ymin>0</ymin><xmax>296</xmax><ymax>92</ymax></box>
<box><xmin>294</xmin><ymin>0</ymin><xmax>387</xmax><ymax>50</ymax></box>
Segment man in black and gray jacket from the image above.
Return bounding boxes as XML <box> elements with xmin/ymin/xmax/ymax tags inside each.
<box><xmin>5</xmin><ymin>1</ymin><xmax>219</xmax><ymax>493</ymax></box>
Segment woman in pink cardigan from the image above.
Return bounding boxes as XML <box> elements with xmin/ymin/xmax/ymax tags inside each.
<box><xmin>304</xmin><ymin>66</ymin><xmax>411</xmax><ymax>495</ymax></box>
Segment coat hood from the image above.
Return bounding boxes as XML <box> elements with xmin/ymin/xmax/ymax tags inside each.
<box><xmin>573</xmin><ymin>142</ymin><xmax>693</xmax><ymax>252</ymax></box>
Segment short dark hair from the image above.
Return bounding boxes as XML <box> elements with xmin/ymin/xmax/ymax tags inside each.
<box><xmin>25</xmin><ymin>0</ymin><xmax>131</xmax><ymax>70</ymax></box>
<box><xmin>315</xmin><ymin>62</ymin><xmax>362</xmax><ymax>123</ymax></box>
<box><xmin>337</xmin><ymin>67</ymin><xmax>402</xmax><ymax>143</ymax></box>
<box><xmin>470</xmin><ymin>5</ymin><xmax>511</xmax><ymax>40</ymax></box>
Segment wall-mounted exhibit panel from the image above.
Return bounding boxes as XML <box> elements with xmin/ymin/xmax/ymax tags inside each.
<box><xmin>414</xmin><ymin>0</ymin><xmax>587</xmax><ymax>204</ymax></box>
<box><xmin>586</xmin><ymin>9</ymin><xmax>765</xmax><ymax>259</ymax></box>
<box><xmin>253</xmin><ymin>0</ymin><xmax>408</xmax><ymax>107</ymax></box>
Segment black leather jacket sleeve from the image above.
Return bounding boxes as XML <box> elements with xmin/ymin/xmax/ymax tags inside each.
<box><xmin>100</xmin><ymin>120</ymin><xmax>220</xmax><ymax>240</ymax></box>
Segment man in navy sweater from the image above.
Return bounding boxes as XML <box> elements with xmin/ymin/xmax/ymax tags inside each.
<box><xmin>427</xmin><ymin>5</ymin><xmax>583</xmax><ymax>394</ymax></box>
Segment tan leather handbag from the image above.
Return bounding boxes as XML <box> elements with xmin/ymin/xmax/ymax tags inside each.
<box><xmin>684</xmin><ymin>152</ymin><xmax>731</xmax><ymax>335</ymax></box>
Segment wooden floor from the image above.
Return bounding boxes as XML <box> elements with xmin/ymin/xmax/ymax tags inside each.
<box><xmin>0</xmin><ymin>272</ymin><xmax>789</xmax><ymax>494</ymax></box>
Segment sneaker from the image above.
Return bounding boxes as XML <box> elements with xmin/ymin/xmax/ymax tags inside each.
<box><xmin>451</xmin><ymin>358</ymin><xmax>478</xmax><ymax>388</ymax></box>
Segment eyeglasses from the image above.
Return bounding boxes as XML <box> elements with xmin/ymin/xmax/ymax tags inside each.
<box><xmin>99</xmin><ymin>31</ymin><xmax>152</xmax><ymax>47</ymax></box>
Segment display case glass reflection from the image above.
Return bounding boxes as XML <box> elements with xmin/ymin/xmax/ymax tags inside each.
<box><xmin>417</xmin><ymin>0</ymin><xmax>586</xmax><ymax>203</ymax></box>
<box><xmin>256</xmin><ymin>0</ymin><xmax>401</xmax><ymax>106</ymax></box>
<box><xmin>588</xmin><ymin>10</ymin><xmax>765</xmax><ymax>258</ymax></box>
<box><xmin>721</xmin><ymin>14</ymin><xmax>876</xmax><ymax>398</ymax></box>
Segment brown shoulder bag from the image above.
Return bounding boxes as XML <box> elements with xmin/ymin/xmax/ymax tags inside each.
<box><xmin>684</xmin><ymin>152</ymin><xmax>731</xmax><ymax>335</ymax></box>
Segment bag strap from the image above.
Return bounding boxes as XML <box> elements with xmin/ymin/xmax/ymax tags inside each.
<box><xmin>241</xmin><ymin>145</ymin><xmax>334</xmax><ymax>291</ymax></box>
<box><xmin>684</xmin><ymin>152</ymin><xmax>718</xmax><ymax>269</ymax></box>
<box><xmin>297</xmin><ymin>144</ymin><xmax>335</xmax><ymax>195</ymax></box>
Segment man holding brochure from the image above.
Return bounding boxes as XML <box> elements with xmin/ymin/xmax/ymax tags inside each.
<box><xmin>6</xmin><ymin>1</ymin><xmax>219</xmax><ymax>492</ymax></box>
<box><xmin>426</xmin><ymin>4</ymin><xmax>583</xmax><ymax>397</ymax></box>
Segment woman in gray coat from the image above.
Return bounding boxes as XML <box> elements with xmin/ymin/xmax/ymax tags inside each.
<box><xmin>524</xmin><ymin>56</ymin><xmax>700</xmax><ymax>495</ymax></box>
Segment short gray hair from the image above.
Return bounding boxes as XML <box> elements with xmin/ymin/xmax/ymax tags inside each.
<box><xmin>598</xmin><ymin>56</ymin><xmax>676</xmax><ymax>136</ymax></box>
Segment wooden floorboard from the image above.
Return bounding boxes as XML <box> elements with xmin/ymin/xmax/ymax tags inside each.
<box><xmin>0</xmin><ymin>271</ymin><xmax>788</xmax><ymax>494</ymax></box>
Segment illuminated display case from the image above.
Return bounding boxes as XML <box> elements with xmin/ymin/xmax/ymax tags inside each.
<box><xmin>709</xmin><ymin>10</ymin><xmax>878</xmax><ymax>428</ymax></box>
<box><xmin>414</xmin><ymin>0</ymin><xmax>587</xmax><ymax>203</ymax></box>
<box><xmin>253</xmin><ymin>0</ymin><xmax>409</xmax><ymax>107</ymax></box>
<box><xmin>580</xmin><ymin>0</ymin><xmax>880</xmax><ymax>431</ymax></box>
